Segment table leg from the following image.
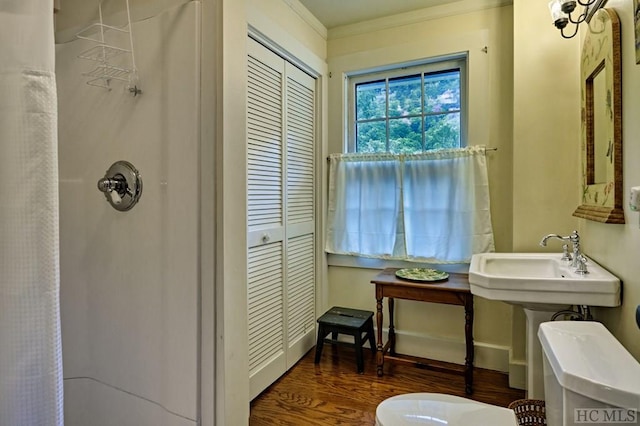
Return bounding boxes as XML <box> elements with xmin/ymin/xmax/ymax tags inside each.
<box><xmin>464</xmin><ymin>295</ymin><xmax>474</xmax><ymax>395</ymax></box>
<box><xmin>388</xmin><ymin>297</ymin><xmax>396</xmax><ymax>356</ymax></box>
<box><xmin>376</xmin><ymin>287</ymin><xmax>384</xmax><ymax>377</ymax></box>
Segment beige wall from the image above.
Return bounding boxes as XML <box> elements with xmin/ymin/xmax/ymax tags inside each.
<box><xmin>326</xmin><ymin>5</ymin><xmax>519</xmax><ymax>376</ymax></box>
<box><xmin>324</xmin><ymin>0</ymin><xmax>640</xmax><ymax>386</ymax></box>
<box><xmin>513</xmin><ymin>0</ymin><xmax>640</xmax><ymax>362</ymax></box>
<box><xmin>247</xmin><ymin>0</ymin><xmax>326</xmax><ymax>62</ymax></box>
<box><xmin>579</xmin><ymin>0</ymin><xmax>640</xmax><ymax>359</ymax></box>
<box><xmin>511</xmin><ymin>0</ymin><xmax>581</xmax><ymax>368</ymax></box>
<box><xmin>328</xmin><ymin>5</ymin><xmax>514</xmax><ymax>254</ymax></box>
<box><xmin>513</xmin><ymin>2</ymin><xmax>580</xmax><ymax>250</ymax></box>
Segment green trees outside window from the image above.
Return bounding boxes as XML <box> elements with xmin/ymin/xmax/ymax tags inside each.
<box><xmin>354</xmin><ymin>67</ymin><xmax>463</xmax><ymax>153</ymax></box>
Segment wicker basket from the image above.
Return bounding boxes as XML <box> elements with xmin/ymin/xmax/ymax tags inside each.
<box><xmin>508</xmin><ymin>399</ymin><xmax>547</xmax><ymax>426</ymax></box>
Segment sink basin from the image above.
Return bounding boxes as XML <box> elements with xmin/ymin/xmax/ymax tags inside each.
<box><xmin>469</xmin><ymin>253</ymin><xmax>621</xmax><ymax>310</ymax></box>
<box><xmin>469</xmin><ymin>252</ymin><xmax>621</xmax><ymax>399</ymax></box>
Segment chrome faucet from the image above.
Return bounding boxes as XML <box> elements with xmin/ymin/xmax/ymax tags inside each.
<box><xmin>540</xmin><ymin>230</ymin><xmax>581</xmax><ymax>269</ymax></box>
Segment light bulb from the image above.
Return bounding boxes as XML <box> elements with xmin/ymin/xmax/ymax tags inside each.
<box><xmin>548</xmin><ymin>0</ymin><xmax>569</xmax><ymax>29</ymax></box>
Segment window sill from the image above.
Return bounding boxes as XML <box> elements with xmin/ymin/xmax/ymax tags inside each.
<box><xmin>326</xmin><ymin>254</ymin><xmax>470</xmax><ymax>274</ymax></box>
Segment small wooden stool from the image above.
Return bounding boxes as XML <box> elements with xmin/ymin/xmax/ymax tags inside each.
<box><xmin>314</xmin><ymin>306</ymin><xmax>376</xmax><ymax>373</ymax></box>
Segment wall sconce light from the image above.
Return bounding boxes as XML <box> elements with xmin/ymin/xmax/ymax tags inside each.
<box><xmin>548</xmin><ymin>0</ymin><xmax>601</xmax><ymax>39</ymax></box>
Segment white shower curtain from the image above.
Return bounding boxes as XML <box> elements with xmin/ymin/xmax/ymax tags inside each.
<box><xmin>0</xmin><ymin>1</ymin><xmax>63</xmax><ymax>425</ymax></box>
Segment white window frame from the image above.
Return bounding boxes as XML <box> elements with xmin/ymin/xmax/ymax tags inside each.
<box><xmin>346</xmin><ymin>54</ymin><xmax>468</xmax><ymax>153</ymax></box>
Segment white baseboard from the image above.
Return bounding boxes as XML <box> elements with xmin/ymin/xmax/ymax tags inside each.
<box><xmin>508</xmin><ymin>356</ymin><xmax>527</xmax><ymax>390</ymax></box>
<box><xmin>341</xmin><ymin>328</ymin><xmax>520</xmax><ymax>380</ymax></box>
<box><xmin>379</xmin><ymin>328</ymin><xmax>510</xmax><ymax>372</ymax></box>
<box><xmin>335</xmin><ymin>328</ymin><xmax>528</xmax><ymax>389</ymax></box>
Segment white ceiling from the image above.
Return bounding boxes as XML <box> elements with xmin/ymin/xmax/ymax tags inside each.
<box><xmin>297</xmin><ymin>0</ymin><xmax>465</xmax><ymax>29</ymax></box>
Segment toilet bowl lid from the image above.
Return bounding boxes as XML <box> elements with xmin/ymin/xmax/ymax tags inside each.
<box><xmin>376</xmin><ymin>393</ymin><xmax>518</xmax><ymax>426</ymax></box>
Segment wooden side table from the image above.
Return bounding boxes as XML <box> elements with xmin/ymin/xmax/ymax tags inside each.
<box><xmin>370</xmin><ymin>268</ymin><xmax>474</xmax><ymax>395</ymax></box>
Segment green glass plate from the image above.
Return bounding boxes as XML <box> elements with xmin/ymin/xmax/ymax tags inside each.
<box><xmin>395</xmin><ymin>268</ymin><xmax>449</xmax><ymax>282</ymax></box>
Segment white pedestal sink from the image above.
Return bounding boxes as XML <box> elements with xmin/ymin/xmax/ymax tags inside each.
<box><xmin>469</xmin><ymin>253</ymin><xmax>621</xmax><ymax>398</ymax></box>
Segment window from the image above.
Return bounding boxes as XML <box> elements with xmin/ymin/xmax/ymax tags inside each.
<box><xmin>330</xmin><ymin>55</ymin><xmax>494</xmax><ymax>266</ymax></box>
<box><xmin>348</xmin><ymin>57</ymin><xmax>467</xmax><ymax>153</ymax></box>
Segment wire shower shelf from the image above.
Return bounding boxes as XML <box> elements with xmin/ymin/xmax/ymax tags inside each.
<box><xmin>75</xmin><ymin>0</ymin><xmax>141</xmax><ymax>95</ymax></box>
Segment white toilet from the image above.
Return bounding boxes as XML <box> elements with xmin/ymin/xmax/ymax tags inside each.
<box><xmin>539</xmin><ymin>321</ymin><xmax>640</xmax><ymax>426</ymax></box>
<box><xmin>376</xmin><ymin>321</ymin><xmax>640</xmax><ymax>426</ymax></box>
<box><xmin>375</xmin><ymin>393</ymin><xmax>519</xmax><ymax>425</ymax></box>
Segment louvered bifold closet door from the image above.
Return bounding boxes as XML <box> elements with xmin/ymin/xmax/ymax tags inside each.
<box><xmin>247</xmin><ymin>38</ymin><xmax>318</xmax><ymax>400</ymax></box>
<box><xmin>247</xmin><ymin>38</ymin><xmax>286</xmax><ymax>400</ymax></box>
<box><xmin>285</xmin><ymin>64</ymin><xmax>316</xmax><ymax>368</ymax></box>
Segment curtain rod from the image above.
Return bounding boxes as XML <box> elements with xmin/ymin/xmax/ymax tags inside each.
<box><xmin>326</xmin><ymin>147</ymin><xmax>498</xmax><ymax>161</ymax></box>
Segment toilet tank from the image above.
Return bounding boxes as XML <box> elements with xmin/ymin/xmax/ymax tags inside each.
<box><xmin>538</xmin><ymin>321</ymin><xmax>640</xmax><ymax>426</ymax></box>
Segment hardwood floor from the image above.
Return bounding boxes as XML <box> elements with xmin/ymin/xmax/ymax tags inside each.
<box><xmin>249</xmin><ymin>345</ymin><xmax>525</xmax><ymax>425</ymax></box>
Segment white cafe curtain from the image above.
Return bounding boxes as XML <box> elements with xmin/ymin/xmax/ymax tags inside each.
<box><xmin>326</xmin><ymin>146</ymin><xmax>494</xmax><ymax>264</ymax></box>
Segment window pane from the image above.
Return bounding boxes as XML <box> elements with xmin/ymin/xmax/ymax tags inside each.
<box><xmin>356</xmin><ymin>121</ymin><xmax>387</xmax><ymax>152</ymax></box>
<box><xmin>356</xmin><ymin>80</ymin><xmax>386</xmax><ymax>120</ymax></box>
<box><xmin>350</xmin><ymin>59</ymin><xmax>466</xmax><ymax>153</ymax></box>
<box><xmin>424</xmin><ymin>113</ymin><xmax>460</xmax><ymax>150</ymax></box>
<box><xmin>424</xmin><ymin>70</ymin><xmax>460</xmax><ymax>113</ymax></box>
<box><xmin>389</xmin><ymin>75</ymin><xmax>421</xmax><ymax>117</ymax></box>
<box><xmin>389</xmin><ymin>117</ymin><xmax>422</xmax><ymax>154</ymax></box>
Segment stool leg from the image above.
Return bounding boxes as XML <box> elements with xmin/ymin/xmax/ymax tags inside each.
<box><xmin>354</xmin><ymin>330</ymin><xmax>364</xmax><ymax>374</ymax></box>
<box><xmin>366</xmin><ymin>318</ymin><xmax>376</xmax><ymax>356</ymax></box>
<box><xmin>315</xmin><ymin>324</ymin><xmax>326</xmax><ymax>364</ymax></box>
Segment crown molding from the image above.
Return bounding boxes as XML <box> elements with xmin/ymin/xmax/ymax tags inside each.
<box><xmin>281</xmin><ymin>0</ymin><xmax>328</xmax><ymax>40</ymax></box>
<box><xmin>328</xmin><ymin>0</ymin><xmax>512</xmax><ymax>40</ymax></box>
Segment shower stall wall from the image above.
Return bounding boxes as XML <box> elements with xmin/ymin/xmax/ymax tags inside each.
<box><xmin>56</xmin><ymin>2</ymin><xmax>200</xmax><ymax>425</ymax></box>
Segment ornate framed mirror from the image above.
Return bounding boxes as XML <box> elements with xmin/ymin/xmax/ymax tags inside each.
<box><xmin>573</xmin><ymin>8</ymin><xmax>624</xmax><ymax>223</ymax></box>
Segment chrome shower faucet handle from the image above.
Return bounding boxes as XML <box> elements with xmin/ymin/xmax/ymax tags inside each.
<box><xmin>96</xmin><ymin>160</ymin><xmax>143</xmax><ymax>211</ymax></box>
